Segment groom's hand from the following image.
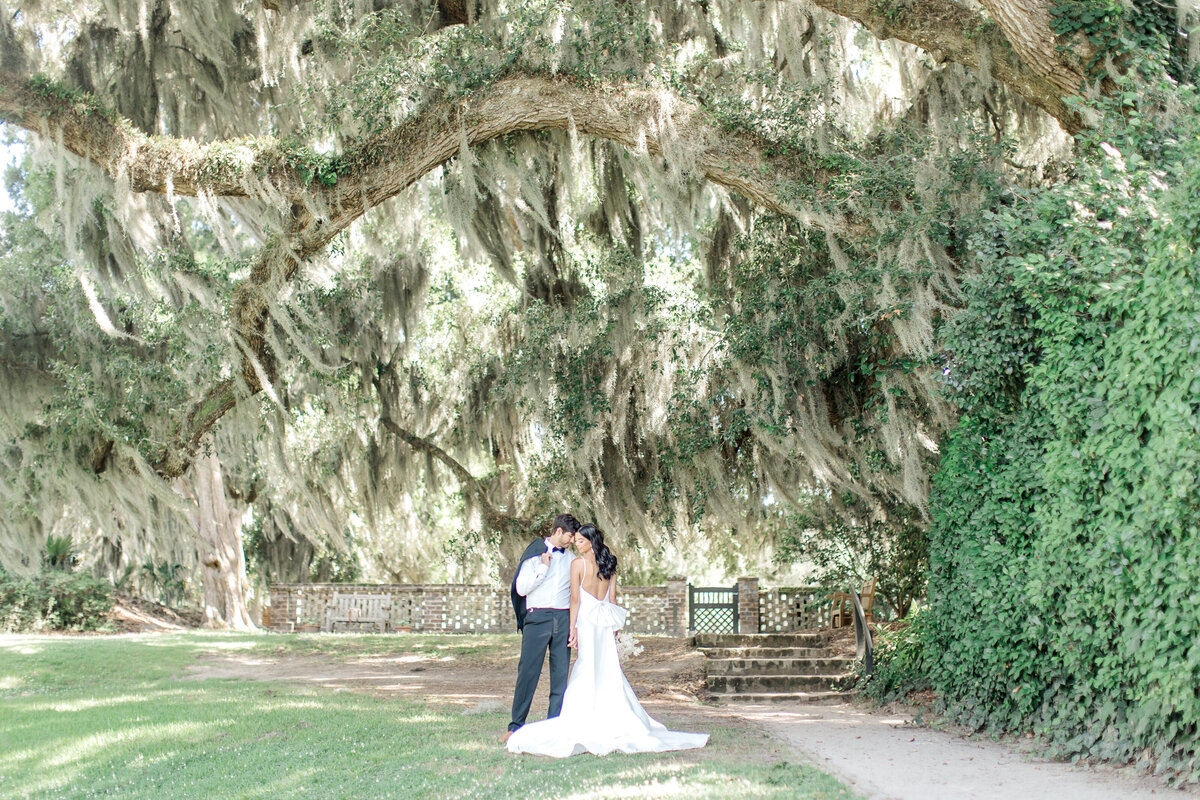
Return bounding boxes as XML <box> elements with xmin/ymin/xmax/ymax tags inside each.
<box><xmin>540</xmin><ymin>551</ymin><xmax>551</xmax><ymax>566</ymax></box>
<box><xmin>568</xmin><ymin>627</ymin><xmax>577</xmax><ymax>648</ymax></box>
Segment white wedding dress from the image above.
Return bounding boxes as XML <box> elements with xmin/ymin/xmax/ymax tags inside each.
<box><xmin>506</xmin><ymin>573</ymin><xmax>708</xmax><ymax>758</ymax></box>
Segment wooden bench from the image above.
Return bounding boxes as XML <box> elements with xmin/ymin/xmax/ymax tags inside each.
<box><xmin>323</xmin><ymin>593</ymin><xmax>392</xmax><ymax>633</ymax></box>
<box><xmin>830</xmin><ymin>578</ymin><xmax>876</xmax><ymax>628</ymax></box>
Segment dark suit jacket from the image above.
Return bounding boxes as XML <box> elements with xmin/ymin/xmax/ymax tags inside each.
<box><xmin>511</xmin><ymin>538</ymin><xmax>549</xmax><ymax>631</ymax></box>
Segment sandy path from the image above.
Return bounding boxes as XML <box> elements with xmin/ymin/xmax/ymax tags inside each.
<box><xmin>739</xmin><ymin>702</ymin><xmax>1192</xmax><ymax>800</ymax></box>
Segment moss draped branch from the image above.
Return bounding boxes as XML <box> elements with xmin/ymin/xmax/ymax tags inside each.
<box><xmin>800</xmin><ymin>0</ymin><xmax>1085</xmax><ymax>132</ymax></box>
<box><xmin>0</xmin><ymin>72</ymin><xmax>836</xmax><ymax>217</ymax></box>
<box><xmin>0</xmin><ymin>69</ymin><xmax>858</xmax><ymax>479</ymax></box>
<box><xmin>0</xmin><ymin>77</ymin><xmax>295</xmax><ymax>197</ymax></box>
<box><xmin>0</xmin><ymin>4</ymin><xmax>1100</xmax><ymax>482</ymax></box>
<box><xmin>379</xmin><ymin>416</ymin><xmax>532</xmax><ymax>538</ymax></box>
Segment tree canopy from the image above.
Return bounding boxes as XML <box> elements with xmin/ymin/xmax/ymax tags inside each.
<box><xmin>0</xmin><ymin>0</ymin><xmax>1193</xmax><ymax>584</ymax></box>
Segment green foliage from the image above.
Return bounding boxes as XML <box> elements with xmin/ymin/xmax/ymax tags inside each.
<box><xmin>775</xmin><ymin>496</ymin><xmax>928</xmax><ymax>620</ymax></box>
<box><xmin>859</xmin><ymin>611</ymin><xmax>931</xmax><ymax>702</ymax></box>
<box><xmin>26</xmin><ymin>74</ymin><xmax>118</xmax><ymax>122</ymax></box>
<box><xmin>141</xmin><ymin>560</ymin><xmax>188</xmax><ymax>606</ymax></box>
<box><xmin>244</xmin><ymin>513</ymin><xmax>363</xmax><ymax>585</ymax></box>
<box><xmin>924</xmin><ymin>73</ymin><xmax>1200</xmax><ymax>774</ymax></box>
<box><xmin>1050</xmin><ymin>0</ymin><xmax>1181</xmax><ymax>77</ymax></box>
<box><xmin>42</xmin><ymin>535</ymin><xmax>76</xmax><ymax>571</ymax></box>
<box><xmin>277</xmin><ymin>139</ymin><xmax>346</xmax><ymax>187</ymax></box>
<box><xmin>0</xmin><ymin>570</ymin><xmax>115</xmax><ymax>631</ymax></box>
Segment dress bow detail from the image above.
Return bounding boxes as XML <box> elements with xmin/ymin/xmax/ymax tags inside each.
<box><xmin>580</xmin><ymin>593</ymin><xmax>627</xmax><ymax>630</ymax></box>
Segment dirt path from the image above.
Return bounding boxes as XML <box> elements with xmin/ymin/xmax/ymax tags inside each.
<box><xmin>185</xmin><ymin>639</ymin><xmax>1195</xmax><ymax>798</ymax></box>
<box><xmin>184</xmin><ymin>637</ymin><xmax>754</xmax><ymax>744</ymax></box>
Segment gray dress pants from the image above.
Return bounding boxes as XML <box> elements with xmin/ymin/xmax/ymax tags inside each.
<box><xmin>508</xmin><ymin>608</ymin><xmax>571</xmax><ymax>732</ymax></box>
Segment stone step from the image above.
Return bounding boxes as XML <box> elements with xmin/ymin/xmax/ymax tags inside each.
<box><xmin>706</xmin><ymin>673</ymin><xmax>853</xmax><ymax>693</ymax></box>
<box><xmin>698</xmin><ymin>646</ymin><xmax>834</xmax><ymax>659</ymax></box>
<box><xmin>709</xmin><ymin>690</ymin><xmax>856</xmax><ymax>705</ymax></box>
<box><xmin>694</xmin><ymin>632</ymin><xmax>828</xmax><ymax>648</ymax></box>
<box><xmin>706</xmin><ymin>657</ymin><xmax>855</xmax><ymax>676</ymax></box>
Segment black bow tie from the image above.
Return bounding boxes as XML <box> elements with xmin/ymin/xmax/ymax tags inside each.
<box><xmin>551</xmin><ymin>547</ymin><xmax>566</xmax><ymax>553</ymax></box>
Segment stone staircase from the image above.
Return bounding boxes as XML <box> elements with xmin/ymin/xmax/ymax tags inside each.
<box><xmin>696</xmin><ymin>632</ymin><xmax>857</xmax><ymax>704</ymax></box>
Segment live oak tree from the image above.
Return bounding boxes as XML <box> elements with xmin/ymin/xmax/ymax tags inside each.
<box><xmin>0</xmin><ymin>1</ymin><xmax>1192</xmax><ymax>623</ymax></box>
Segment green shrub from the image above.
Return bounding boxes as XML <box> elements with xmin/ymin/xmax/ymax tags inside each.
<box><xmin>859</xmin><ymin>611</ymin><xmax>931</xmax><ymax>703</ymax></box>
<box><xmin>923</xmin><ymin>68</ymin><xmax>1200</xmax><ymax>774</ymax></box>
<box><xmin>0</xmin><ymin>570</ymin><xmax>115</xmax><ymax>632</ymax></box>
<box><xmin>43</xmin><ymin>535</ymin><xmax>77</xmax><ymax>571</ymax></box>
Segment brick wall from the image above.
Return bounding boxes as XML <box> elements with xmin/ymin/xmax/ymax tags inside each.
<box><xmin>268</xmin><ymin>580</ymin><xmax>830</xmax><ymax>635</ymax></box>
<box><xmin>267</xmin><ymin>583</ymin><xmax>675</xmax><ymax>635</ymax></box>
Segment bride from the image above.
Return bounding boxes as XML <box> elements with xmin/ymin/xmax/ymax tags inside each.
<box><xmin>505</xmin><ymin>523</ymin><xmax>708</xmax><ymax>758</ymax></box>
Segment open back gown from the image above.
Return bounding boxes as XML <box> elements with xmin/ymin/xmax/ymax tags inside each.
<box><xmin>506</xmin><ymin>565</ymin><xmax>708</xmax><ymax>758</ymax></box>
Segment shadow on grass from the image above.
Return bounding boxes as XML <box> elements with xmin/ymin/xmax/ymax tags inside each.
<box><xmin>0</xmin><ymin>633</ymin><xmax>860</xmax><ymax>800</ymax></box>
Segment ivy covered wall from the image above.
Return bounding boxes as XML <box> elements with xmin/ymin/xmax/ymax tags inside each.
<box><xmin>924</xmin><ymin>62</ymin><xmax>1200</xmax><ymax>772</ymax></box>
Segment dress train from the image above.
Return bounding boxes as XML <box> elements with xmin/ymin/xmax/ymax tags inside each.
<box><xmin>506</xmin><ymin>589</ymin><xmax>708</xmax><ymax>757</ymax></box>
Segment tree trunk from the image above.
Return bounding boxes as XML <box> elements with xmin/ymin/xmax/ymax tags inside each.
<box><xmin>183</xmin><ymin>450</ymin><xmax>256</xmax><ymax>630</ymax></box>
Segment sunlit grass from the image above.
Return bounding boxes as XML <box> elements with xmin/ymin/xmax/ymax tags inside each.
<box><xmin>250</xmin><ymin>630</ymin><xmax>522</xmax><ymax>662</ymax></box>
<box><xmin>0</xmin><ymin>632</ymin><xmax>859</xmax><ymax>799</ymax></box>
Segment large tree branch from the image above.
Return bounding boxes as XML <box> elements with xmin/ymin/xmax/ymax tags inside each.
<box><xmin>24</xmin><ymin>72</ymin><xmax>844</xmax><ymax>479</ymax></box>
<box><xmin>976</xmin><ymin>0</ymin><xmax>1086</xmax><ymax>95</ymax></box>
<box><xmin>801</xmin><ymin>0</ymin><xmax>1084</xmax><ymax>132</ymax></box>
<box><xmin>379</xmin><ymin>416</ymin><xmax>533</xmax><ymax>538</ymax></box>
<box><xmin>0</xmin><ymin>72</ymin><xmax>835</xmax><ymax>221</ymax></box>
<box><xmin>151</xmin><ymin>216</ymin><xmax>313</xmax><ymax>477</ymax></box>
<box><xmin>0</xmin><ymin>79</ymin><xmax>297</xmax><ymax>197</ymax></box>
<box><xmin>335</xmin><ymin>76</ymin><xmax>837</xmax><ymax>223</ymax></box>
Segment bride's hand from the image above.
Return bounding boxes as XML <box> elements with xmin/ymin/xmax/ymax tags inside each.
<box><xmin>568</xmin><ymin>627</ymin><xmax>578</xmax><ymax>648</ymax></box>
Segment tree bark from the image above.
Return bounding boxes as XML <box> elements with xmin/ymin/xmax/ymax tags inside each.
<box><xmin>800</xmin><ymin>0</ymin><xmax>1085</xmax><ymax>132</ymax></box>
<box><xmin>181</xmin><ymin>450</ymin><xmax>257</xmax><ymax>630</ymax></box>
<box><xmin>977</xmin><ymin>0</ymin><xmax>1084</xmax><ymax>95</ymax></box>
<box><xmin>0</xmin><ymin>73</ymin><xmax>829</xmax><ymax>218</ymax></box>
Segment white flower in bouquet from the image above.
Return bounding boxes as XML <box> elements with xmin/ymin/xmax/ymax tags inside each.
<box><xmin>615</xmin><ymin>630</ymin><xmax>643</xmax><ymax>659</ymax></box>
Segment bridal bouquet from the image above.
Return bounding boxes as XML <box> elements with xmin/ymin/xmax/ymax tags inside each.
<box><xmin>615</xmin><ymin>630</ymin><xmax>643</xmax><ymax>660</ymax></box>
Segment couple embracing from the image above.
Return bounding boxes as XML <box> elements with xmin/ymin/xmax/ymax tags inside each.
<box><xmin>501</xmin><ymin>513</ymin><xmax>708</xmax><ymax>758</ymax></box>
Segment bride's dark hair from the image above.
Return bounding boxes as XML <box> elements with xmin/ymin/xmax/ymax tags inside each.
<box><xmin>578</xmin><ymin>524</ymin><xmax>617</xmax><ymax>580</ymax></box>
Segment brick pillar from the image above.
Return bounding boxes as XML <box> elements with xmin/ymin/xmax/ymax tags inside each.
<box><xmin>666</xmin><ymin>577</ymin><xmax>688</xmax><ymax>636</ymax></box>
<box><xmin>422</xmin><ymin>587</ymin><xmax>446</xmax><ymax>632</ymax></box>
<box><xmin>737</xmin><ymin>577</ymin><xmax>759</xmax><ymax>634</ymax></box>
<box><xmin>265</xmin><ymin>586</ymin><xmax>281</xmax><ymax>631</ymax></box>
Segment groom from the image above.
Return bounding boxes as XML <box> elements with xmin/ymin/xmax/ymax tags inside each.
<box><xmin>502</xmin><ymin>513</ymin><xmax>580</xmax><ymax>743</ymax></box>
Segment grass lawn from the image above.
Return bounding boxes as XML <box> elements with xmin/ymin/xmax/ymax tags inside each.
<box><xmin>0</xmin><ymin>633</ymin><xmax>859</xmax><ymax>799</ymax></box>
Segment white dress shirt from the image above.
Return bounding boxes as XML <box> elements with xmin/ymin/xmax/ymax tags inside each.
<box><xmin>516</xmin><ymin>538</ymin><xmax>575</xmax><ymax>610</ymax></box>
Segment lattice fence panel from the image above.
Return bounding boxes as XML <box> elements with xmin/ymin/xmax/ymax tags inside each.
<box><xmin>269</xmin><ymin>583</ymin><xmax>680</xmax><ymax>634</ymax></box>
<box><xmin>689</xmin><ymin>586</ymin><xmax>738</xmax><ymax>633</ymax></box>
<box><xmin>389</xmin><ymin>591</ymin><xmax>418</xmax><ymax>629</ymax></box>
<box><xmin>692</xmin><ymin>606</ymin><xmax>737</xmax><ymax>633</ymax></box>
<box><xmin>290</xmin><ymin>587</ymin><xmax>329</xmax><ymax>628</ymax></box>
<box><xmin>758</xmin><ymin>587</ymin><xmax>828</xmax><ymax>632</ymax></box>
<box><xmin>442</xmin><ymin>587</ymin><xmax>507</xmax><ymax>632</ymax></box>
